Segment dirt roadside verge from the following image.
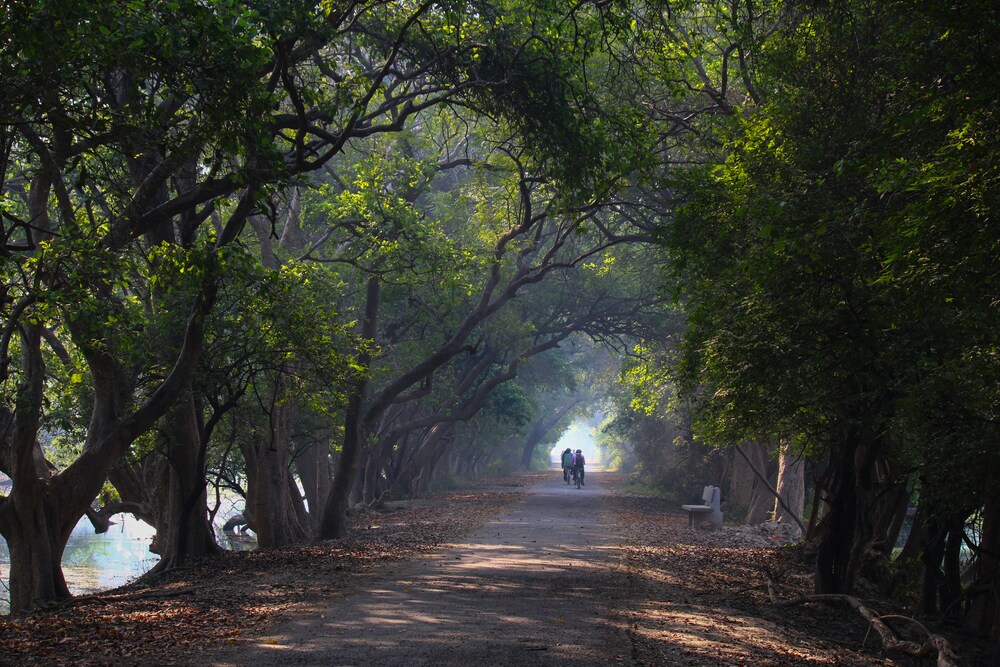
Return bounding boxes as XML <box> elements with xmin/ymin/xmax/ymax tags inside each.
<box><xmin>609</xmin><ymin>490</ymin><xmax>896</xmax><ymax>666</ymax></box>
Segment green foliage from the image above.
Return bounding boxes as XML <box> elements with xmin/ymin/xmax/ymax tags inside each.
<box><xmin>481</xmin><ymin>383</ymin><xmax>533</xmax><ymax>428</ymax></box>
<box><xmin>620</xmin><ymin>344</ymin><xmax>673</xmax><ymax>416</ymax></box>
<box><xmin>659</xmin><ymin>0</ymin><xmax>1000</xmax><ymax>518</ymax></box>
<box><xmin>204</xmin><ymin>247</ymin><xmax>359</xmax><ymax>412</ymax></box>
<box><xmin>422</xmin><ymin>1</ymin><xmax>654</xmax><ymax>197</ymax></box>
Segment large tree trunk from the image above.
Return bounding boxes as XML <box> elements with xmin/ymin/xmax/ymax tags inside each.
<box><xmin>362</xmin><ymin>434</ymin><xmax>396</xmax><ymax>505</ymax></box>
<box><xmin>3</xmin><ymin>495</ymin><xmax>71</xmax><ymax>612</ymax></box>
<box><xmin>148</xmin><ymin>388</ymin><xmax>220</xmax><ymax>570</ymax></box>
<box><xmin>813</xmin><ymin>430</ymin><xmax>870</xmax><ymax>594</ymax></box>
<box><xmin>728</xmin><ymin>442</ymin><xmax>774</xmax><ymax>525</ymax></box>
<box><xmin>248</xmin><ymin>211</ymin><xmax>314</xmax><ymax>541</ymax></box>
<box><xmin>294</xmin><ymin>436</ymin><xmax>333</xmax><ymax>523</ymax></box>
<box><xmin>319</xmin><ymin>390</ymin><xmax>367</xmax><ymax>538</ymax></box>
<box><xmin>349</xmin><ymin>447</ymin><xmax>369</xmax><ymax>506</ymax></box>
<box><xmin>319</xmin><ymin>276</ymin><xmax>380</xmax><ymax>539</ymax></box>
<box><xmin>966</xmin><ymin>493</ymin><xmax>1000</xmax><ymax>662</ymax></box>
<box><xmin>0</xmin><ymin>325</ymin><xmax>73</xmax><ymax>611</ymax></box>
<box><xmin>745</xmin><ymin>444</ymin><xmax>774</xmax><ymax>524</ymax></box>
<box><xmin>1</xmin><ymin>91</ymin><xmax>242</xmax><ymax>612</ymax></box>
<box><xmin>392</xmin><ymin>425</ymin><xmax>446</xmax><ymax>497</ymax></box>
<box><xmin>906</xmin><ymin>494</ymin><xmax>974</xmax><ymax>619</ymax></box>
<box><xmin>967</xmin><ymin>494</ymin><xmax>1000</xmax><ymax>634</ymax></box>
<box><xmin>919</xmin><ymin>516</ymin><xmax>949</xmax><ymax>616</ymax></box>
<box><xmin>1</xmin><ymin>280</ymin><xmax>215</xmax><ymax>612</ymax></box>
<box><xmin>890</xmin><ymin>487</ymin><xmax>934</xmax><ymax>600</ymax></box>
<box><xmin>0</xmin><ymin>325</ymin><xmax>137</xmax><ymax>612</ymax></box>
<box><xmin>142</xmin><ymin>156</ymin><xmax>217</xmax><ymax>569</ymax></box>
<box><xmin>288</xmin><ymin>469</ymin><xmax>312</xmax><ymax>531</ymax></box>
<box><xmin>386</xmin><ymin>431</ymin><xmax>414</xmax><ymax>492</ymax></box>
<box><xmin>773</xmin><ymin>447</ymin><xmax>805</xmax><ymax>531</ymax></box>
<box><xmin>942</xmin><ymin>524</ymin><xmax>964</xmax><ymax>620</ymax></box>
<box><xmin>877</xmin><ymin>481</ymin><xmax>911</xmax><ymax>561</ymax></box>
<box><xmin>812</xmin><ymin>428</ymin><xmax>907</xmax><ymax>595</ymax></box>
<box><xmin>416</xmin><ymin>426</ymin><xmax>457</xmax><ymax>494</ymax></box>
<box><xmin>249</xmin><ymin>374</ymin><xmax>308</xmax><ymax>548</ymax></box>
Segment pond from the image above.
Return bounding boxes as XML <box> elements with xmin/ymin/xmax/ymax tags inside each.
<box><xmin>0</xmin><ymin>509</ymin><xmax>254</xmax><ymax>615</ymax></box>
<box><xmin>0</xmin><ymin>513</ymin><xmax>158</xmax><ymax>615</ymax></box>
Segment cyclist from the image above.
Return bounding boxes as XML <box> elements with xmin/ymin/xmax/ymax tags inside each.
<box><xmin>561</xmin><ymin>448</ymin><xmax>574</xmax><ymax>483</ymax></box>
<box><xmin>572</xmin><ymin>449</ymin><xmax>586</xmax><ymax>486</ymax></box>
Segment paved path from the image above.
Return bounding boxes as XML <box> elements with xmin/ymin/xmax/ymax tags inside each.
<box><xmin>213</xmin><ymin>471</ymin><xmax>631</xmax><ymax>666</ymax></box>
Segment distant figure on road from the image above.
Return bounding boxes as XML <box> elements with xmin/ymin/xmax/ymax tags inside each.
<box><xmin>561</xmin><ymin>448</ymin><xmax>574</xmax><ymax>483</ymax></box>
<box><xmin>573</xmin><ymin>449</ymin><xmax>586</xmax><ymax>486</ymax></box>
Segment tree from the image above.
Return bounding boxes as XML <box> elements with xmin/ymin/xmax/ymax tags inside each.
<box><xmin>2</xmin><ymin>0</ymin><xmax>652</xmax><ymax>610</ymax></box>
<box><xmin>0</xmin><ymin>0</ymin><xmax>275</xmax><ymax>609</ymax></box>
<box><xmin>661</xmin><ymin>0</ymin><xmax>1000</xmax><ymax>612</ymax></box>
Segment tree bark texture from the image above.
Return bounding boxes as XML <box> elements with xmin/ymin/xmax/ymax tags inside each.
<box><xmin>148</xmin><ymin>389</ymin><xmax>220</xmax><ymax>569</ymax></box>
<box><xmin>966</xmin><ymin>494</ymin><xmax>1000</xmax><ymax>642</ymax></box>
<box><xmin>420</xmin><ymin>427</ymin><xmax>458</xmax><ymax>494</ymax></box>
<box><xmin>813</xmin><ymin>431</ymin><xmax>866</xmax><ymax>595</ymax></box>
<box><xmin>0</xmin><ymin>326</ymin><xmax>72</xmax><ymax>611</ymax></box>
<box><xmin>250</xmin><ymin>373</ymin><xmax>308</xmax><ymax>548</ymax></box>
<box><xmin>812</xmin><ymin>428</ymin><xmax>907</xmax><ymax>595</ymax></box>
<box><xmin>0</xmin><ymin>270</ymin><xmax>217</xmax><ymax>611</ymax></box>
<box><xmin>0</xmin><ymin>325</ymin><xmax>132</xmax><ymax>612</ymax></box>
<box><xmin>773</xmin><ymin>447</ymin><xmax>805</xmax><ymax>531</ymax></box>
<box><xmin>729</xmin><ymin>443</ymin><xmax>774</xmax><ymax>525</ymax></box>
<box><xmin>294</xmin><ymin>437</ymin><xmax>333</xmax><ymax>522</ymax></box>
<box><xmin>394</xmin><ymin>425</ymin><xmax>450</xmax><ymax>497</ymax></box>
<box><xmin>318</xmin><ymin>275</ymin><xmax>380</xmax><ymax>539</ymax></box>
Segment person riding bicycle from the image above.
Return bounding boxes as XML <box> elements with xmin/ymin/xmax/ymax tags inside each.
<box><xmin>561</xmin><ymin>448</ymin><xmax>574</xmax><ymax>483</ymax></box>
<box><xmin>572</xmin><ymin>449</ymin><xmax>586</xmax><ymax>486</ymax></box>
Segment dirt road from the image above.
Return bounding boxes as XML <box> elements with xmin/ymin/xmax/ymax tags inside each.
<box><xmin>4</xmin><ymin>469</ymin><xmax>978</xmax><ymax>665</ymax></box>
<box><xmin>211</xmin><ymin>471</ymin><xmax>630</xmax><ymax>666</ymax></box>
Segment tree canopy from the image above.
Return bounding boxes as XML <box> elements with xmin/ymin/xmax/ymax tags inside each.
<box><xmin>2</xmin><ymin>0</ymin><xmax>998</xmax><ymax>659</ymax></box>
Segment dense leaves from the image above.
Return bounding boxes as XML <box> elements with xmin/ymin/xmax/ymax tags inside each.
<box><xmin>645</xmin><ymin>0</ymin><xmax>1000</xmax><ymax>600</ymax></box>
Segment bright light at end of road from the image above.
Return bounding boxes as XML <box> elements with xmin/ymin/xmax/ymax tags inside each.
<box><xmin>549</xmin><ymin>421</ymin><xmax>599</xmax><ymax>465</ymax></box>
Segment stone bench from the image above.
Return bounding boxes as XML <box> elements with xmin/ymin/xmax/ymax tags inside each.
<box><xmin>681</xmin><ymin>485</ymin><xmax>723</xmax><ymax>529</ymax></box>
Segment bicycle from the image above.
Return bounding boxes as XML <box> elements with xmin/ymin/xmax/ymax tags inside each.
<box><xmin>573</xmin><ymin>466</ymin><xmax>583</xmax><ymax>489</ymax></box>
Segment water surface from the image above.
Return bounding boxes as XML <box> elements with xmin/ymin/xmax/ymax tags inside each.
<box><xmin>0</xmin><ymin>513</ymin><xmax>158</xmax><ymax>615</ymax></box>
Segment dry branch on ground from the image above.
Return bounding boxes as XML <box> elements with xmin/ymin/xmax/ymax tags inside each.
<box><xmin>776</xmin><ymin>595</ymin><xmax>959</xmax><ymax>667</ymax></box>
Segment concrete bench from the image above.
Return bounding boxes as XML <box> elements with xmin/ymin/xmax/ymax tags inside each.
<box><xmin>681</xmin><ymin>485</ymin><xmax>723</xmax><ymax>529</ymax></box>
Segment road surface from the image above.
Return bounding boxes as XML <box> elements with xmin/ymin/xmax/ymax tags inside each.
<box><xmin>212</xmin><ymin>471</ymin><xmax>631</xmax><ymax>666</ymax></box>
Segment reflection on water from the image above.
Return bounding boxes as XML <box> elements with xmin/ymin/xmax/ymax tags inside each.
<box><xmin>0</xmin><ymin>513</ymin><xmax>158</xmax><ymax>615</ymax></box>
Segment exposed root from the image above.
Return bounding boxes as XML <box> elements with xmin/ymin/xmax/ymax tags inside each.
<box><xmin>777</xmin><ymin>593</ymin><xmax>959</xmax><ymax>667</ymax></box>
<box><xmin>50</xmin><ymin>587</ymin><xmax>195</xmax><ymax>610</ymax></box>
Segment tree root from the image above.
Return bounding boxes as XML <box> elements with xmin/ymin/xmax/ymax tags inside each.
<box><xmin>366</xmin><ymin>489</ymin><xmax>393</xmax><ymax>510</ymax></box>
<box><xmin>775</xmin><ymin>593</ymin><xmax>958</xmax><ymax>667</ymax></box>
<box><xmin>46</xmin><ymin>587</ymin><xmax>195</xmax><ymax>611</ymax></box>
